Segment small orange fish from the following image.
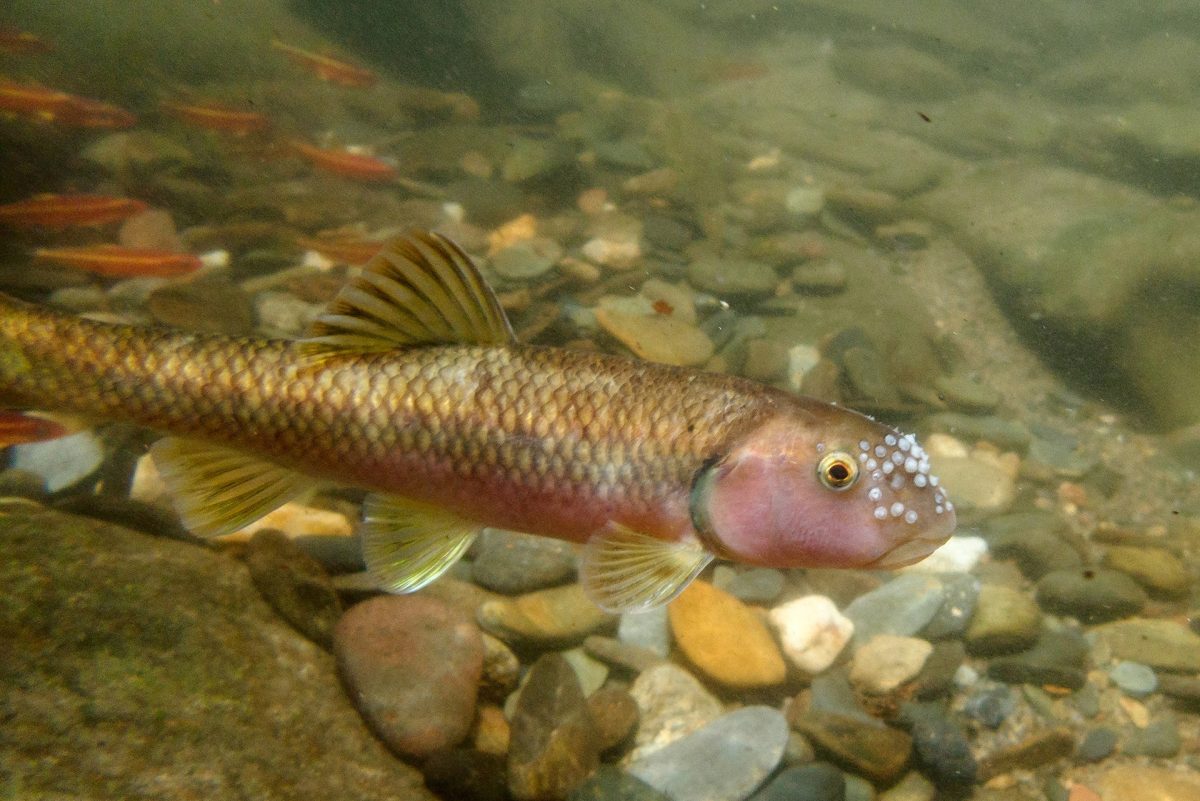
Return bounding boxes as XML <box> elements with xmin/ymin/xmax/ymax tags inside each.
<box><xmin>0</xmin><ymin>410</ymin><xmax>68</xmax><ymax>447</ymax></box>
<box><xmin>0</xmin><ymin>28</ymin><xmax>52</xmax><ymax>55</ymax></box>
<box><xmin>289</xmin><ymin>140</ymin><xmax>396</xmax><ymax>181</ymax></box>
<box><xmin>0</xmin><ymin>78</ymin><xmax>72</xmax><ymax>120</ymax></box>
<box><xmin>33</xmin><ymin>245</ymin><xmax>202</xmax><ymax>278</ymax></box>
<box><xmin>271</xmin><ymin>40</ymin><xmax>377</xmax><ymax>88</ymax></box>
<box><xmin>295</xmin><ymin>234</ymin><xmax>385</xmax><ymax>265</ymax></box>
<box><xmin>162</xmin><ymin>100</ymin><xmax>270</xmax><ymax>136</ymax></box>
<box><xmin>0</xmin><ymin>194</ymin><xmax>148</xmax><ymax>228</ymax></box>
<box><xmin>60</xmin><ymin>95</ymin><xmax>137</xmax><ymax>129</ymax></box>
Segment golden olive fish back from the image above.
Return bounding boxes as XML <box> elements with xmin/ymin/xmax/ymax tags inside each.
<box><xmin>0</xmin><ymin>296</ymin><xmax>779</xmax><ymax>539</ymax></box>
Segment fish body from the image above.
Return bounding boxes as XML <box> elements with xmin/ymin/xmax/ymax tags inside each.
<box><xmin>0</xmin><ymin>194</ymin><xmax>148</xmax><ymax>229</ymax></box>
<box><xmin>271</xmin><ymin>40</ymin><xmax>377</xmax><ymax>88</ymax></box>
<box><xmin>0</xmin><ymin>231</ymin><xmax>955</xmax><ymax>610</ymax></box>
<box><xmin>33</xmin><ymin>245</ymin><xmax>202</xmax><ymax>277</ymax></box>
<box><xmin>289</xmin><ymin>140</ymin><xmax>397</xmax><ymax>181</ymax></box>
<box><xmin>161</xmin><ymin>100</ymin><xmax>271</xmax><ymax>136</ymax></box>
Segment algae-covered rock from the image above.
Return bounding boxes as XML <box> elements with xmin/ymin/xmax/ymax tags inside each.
<box><xmin>0</xmin><ymin>502</ymin><xmax>433</xmax><ymax>801</ymax></box>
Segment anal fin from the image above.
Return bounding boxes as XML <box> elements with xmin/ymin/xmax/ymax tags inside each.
<box><xmin>151</xmin><ymin>437</ymin><xmax>317</xmax><ymax>538</ymax></box>
<box><xmin>581</xmin><ymin>524</ymin><xmax>713</xmax><ymax>613</ymax></box>
<box><xmin>360</xmin><ymin>493</ymin><xmax>479</xmax><ymax>593</ymax></box>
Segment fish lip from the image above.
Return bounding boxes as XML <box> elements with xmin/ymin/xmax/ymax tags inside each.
<box><xmin>864</xmin><ymin>531</ymin><xmax>949</xmax><ymax>570</ymax></box>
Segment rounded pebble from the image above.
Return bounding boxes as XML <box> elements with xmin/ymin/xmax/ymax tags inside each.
<box><xmin>668</xmin><ymin>581</ymin><xmax>786</xmax><ymax>688</ymax></box>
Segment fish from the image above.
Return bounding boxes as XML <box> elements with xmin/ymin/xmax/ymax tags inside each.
<box><xmin>0</xmin><ymin>78</ymin><xmax>73</xmax><ymax>121</ymax></box>
<box><xmin>161</xmin><ymin>100</ymin><xmax>270</xmax><ymax>136</ymax></box>
<box><xmin>0</xmin><ymin>230</ymin><xmax>955</xmax><ymax>611</ymax></box>
<box><xmin>0</xmin><ymin>194</ymin><xmax>149</xmax><ymax>228</ymax></box>
<box><xmin>32</xmin><ymin>245</ymin><xmax>203</xmax><ymax>278</ymax></box>
<box><xmin>59</xmin><ymin>96</ymin><xmax>137</xmax><ymax>129</ymax></box>
<box><xmin>0</xmin><ymin>28</ymin><xmax>52</xmax><ymax>55</ymax></box>
<box><xmin>271</xmin><ymin>40</ymin><xmax>377</xmax><ymax>88</ymax></box>
<box><xmin>288</xmin><ymin>140</ymin><xmax>397</xmax><ymax>181</ymax></box>
<box><xmin>0</xmin><ymin>79</ymin><xmax>134</xmax><ymax>128</ymax></box>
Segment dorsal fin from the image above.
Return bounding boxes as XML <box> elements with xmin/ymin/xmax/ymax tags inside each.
<box><xmin>300</xmin><ymin>229</ymin><xmax>514</xmax><ymax>359</ymax></box>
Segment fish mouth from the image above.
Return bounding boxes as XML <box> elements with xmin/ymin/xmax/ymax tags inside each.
<box><xmin>865</xmin><ymin>531</ymin><xmax>951</xmax><ymax>570</ymax></box>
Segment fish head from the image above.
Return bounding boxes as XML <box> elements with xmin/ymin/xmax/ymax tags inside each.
<box><xmin>691</xmin><ymin>403</ymin><xmax>955</xmax><ymax>570</ymax></box>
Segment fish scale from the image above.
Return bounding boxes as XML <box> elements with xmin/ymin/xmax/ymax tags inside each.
<box><xmin>0</xmin><ymin>297</ymin><xmax>772</xmax><ymax>540</ymax></box>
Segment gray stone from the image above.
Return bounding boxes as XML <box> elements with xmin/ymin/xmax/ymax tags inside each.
<box><xmin>982</xmin><ymin>511</ymin><xmax>1083</xmax><ymax>579</ymax></box>
<box><xmin>569</xmin><ymin>766</ymin><xmax>670</xmax><ymax>801</ymax></box>
<box><xmin>10</xmin><ymin>430</ymin><xmax>105</xmax><ymax>492</ymax></box>
<box><xmin>1123</xmin><ymin>717</ymin><xmax>1181</xmax><ymax>758</ymax></box>
<box><xmin>1076</xmin><ymin>727</ymin><xmax>1118</xmax><ymax>762</ymax></box>
<box><xmin>471</xmin><ymin>528</ymin><xmax>577</xmax><ymax>594</ymax></box>
<box><xmin>1109</xmin><ymin>661</ymin><xmax>1157</xmax><ymax>697</ymax></box>
<box><xmin>987</xmin><ymin>628</ymin><xmax>1089</xmax><ymax>690</ymax></box>
<box><xmin>687</xmin><ymin>256</ymin><xmax>777</xmax><ymax>297</ymax></box>
<box><xmin>618</xmin><ymin>604</ymin><xmax>671</xmax><ymax>656</ymax></box>
<box><xmin>923</xmin><ymin>412</ymin><xmax>1033</xmax><ymax>452</ymax></box>
<box><xmin>921</xmin><ymin>573</ymin><xmax>980</xmax><ymax>640</ymax></box>
<box><xmin>962</xmin><ymin>685</ymin><xmax>1016</xmax><ymax>730</ymax></box>
<box><xmin>490</xmin><ymin>239</ymin><xmax>562</xmax><ymax>281</ymax></box>
<box><xmin>712</xmin><ymin>566</ymin><xmax>785</xmax><ymax>604</ymax></box>
<box><xmin>0</xmin><ymin>505</ymin><xmax>432</xmax><ymax>800</ymax></box>
<box><xmin>627</xmin><ymin>706</ymin><xmax>788</xmax><ymax>801</ymax></box>
<box><xmin>749</xmin><ymin>763</ymin><xmax>845</xmax><ymax>801</ymax></box>
<box><xmin>844</xmin><ymin>573</ymin><xmax>947</xmax><ymax>643</ymax></box>
<box><xmin>1035</xmin><ymin>568</ymin><xmax>1146</xmax><ymax>623</ymax></box>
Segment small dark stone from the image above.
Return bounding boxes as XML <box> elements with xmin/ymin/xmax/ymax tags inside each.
<box><xmin>978</xmin><ymin>727</ymin><xmax>1075</xmax><ymax>780</ymax></box>
<box><xmin>0</xmin><ymin>468</ymin><xmax>50</xmax><ymax>501</ymax></box>
<box><xmin>507</xmin><ymin>654</ymin><xmax>600</xmax><ymax>801</ymax></box>
<box><xmin>963</xmin><ymin>685</ymin><xmax>1016</xmax><ymax>730</ymax></box>
<box><xmin>642</xmin><ymin>214</ymin><xmax>695</xmax><ymax>252</ymax></box>
<box><xmin>292</xmin><ymin>533</ymin><xmax>366</xmax><ymax>574</ymax></box>
<box><xmin>914</xmin><ymin>640</ymin><xmax>965</xmax><ymax>700</ymax></box>
<box><xmin>900</xmin><ymin>704</ymin><xmax>977</xmax><ymax>789</ymax></box>
<box><xmin>1035</xmin><ymin>568</ymin><xmax>1147</xmax><ymax>624</ymax></box>
<box><xmin>1122</xmin><ymin>717</ymin><xmax>1181</xmax><ymax>758</ymax></box>
<box><xmin>1158</xmin><ymin>673</ymin><xmax>1200</xmax><ymax>706</ymax></box>
<box><xmin>422</xmin><ymin>748</ymin><xmax>509</xmax><ymax>801</ymax></box>
<box><xmin>749</xmin><ymin>762</ymin><xmax>845</xmax><ymax>801</ymax></box>
<box><xmin>922</xmin><ymin>574</ymin><xmax>980</xmax><ymax>641</ymax></box>
<box><xmin>1076</xmin><ymin>727</ymin><xmax>1118</xmax><ymax>762</ymax></box>
<box><xmin>792</xmin><ymin>711</ymin><xmax>912</xmax><ymax>785</ymax></box>
<box><xmin>981</xmin><ymin>512</ymin><xmax>1081</xmax><ymax>579</ymax></box>
<box><xmin>51</xmin><ymin>493</ymin><xmax>192</xmax><ymax>541</ymax></box>
<box><xmin>244</xmin><ymin>529</ymin><xmax>342</xmax><ymax>648</ymax></box>
<box><xmin>987</xmin><ymin>628</ymin><xmax>1090</xmax><ymax>690</ymax></box>
<box><xmin>568</xmin><ymin>765</ymin><xmax>670</xmax><ymax>801</ymax></box>
<box><xmin>586</xmin><ymin>686</ymin><xmax>639</xmax><ymax>754</ymax></box>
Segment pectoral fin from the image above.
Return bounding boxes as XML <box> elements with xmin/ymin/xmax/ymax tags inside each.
<box><xmin>359</xmin><ymin>493</ymin><xmax>479</xmax><ymax>593</ymax></box>
<box><xmin>581</xmin><ymin>525</ymin><xmax>713</xmax><ymax>613</ymax></box>
<box><xmin>150</xmin><ymin>437</ymin><xmax>317</xmax><ymax>538</ymax></box>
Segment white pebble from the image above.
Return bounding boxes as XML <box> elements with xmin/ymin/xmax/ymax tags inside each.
<box><xmin>768</xmin><ymin>595</ymin><xmax>853</xmax><ymax>674</ymax></box>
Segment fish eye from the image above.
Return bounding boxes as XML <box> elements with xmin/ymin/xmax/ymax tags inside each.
<box><xmin>817</xmin><ymin>451</ymin><xmax>858</xmax><ymax>491</ymax></box>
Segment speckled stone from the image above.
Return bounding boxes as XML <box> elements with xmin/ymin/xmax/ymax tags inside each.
<box><xmin>627</xmin><ymin>707</ymin><xmax>789</xmax><ymax>801</ymax></box>
<box><xmin>334</xmin><ymin>595</ymin><xmax>483</xmax><ymax>760</ymax></box>
<box><xmin>625</xmin><ymin>663</ymin><xmax>722</xmax><ymax>761</ymax></box>
<box><xmin>1035</xmin><ymin>568</ymin><xmax>1146</xmax><ymax>623</ymax></box>
<box><xmin>964</xmin><ymin>584</ymin><xmax>1042</xmax><ymax>656</ymax></box>
<box><xmin>587</xmin><ymin>687</ymin><xmax>639</xmax><ymax>753</ymax></box>
<box><xmin>920</xmin><ymin>573</ymin><xmax>980</xmax><ymax>640</ymax></box>
<box><xmin>668</xmin><ymin>580</ymin><xmax>786</xmax><ymax>688</ymax></box>
<box><xmin>1076</xmin><ymin>727</ymin><xmax>1118</xmax><ymax>763</ymax></box>
<box><xmin>1096</xmin><ymin>764</ymin><xmax>1200</xmax><ymax>801</ymax></box>
<box><xmin>507</xmin><ymin>653</ymin><xmax>600</xmax><ymax>801</ymax></box>
<box><xmin>1122</xmin><ymin>717</ymin><xmax>1181</xmax><ymax>758</ymax></box>
<box><xmin>900</xmin><ymin>704</ymin><xmax>977</xmax><ymax>789</ymax></box>
<box><xmin>849</xmin><ymin>635</ymin><xmax>933</xmax><ymax>695</ymax></box>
